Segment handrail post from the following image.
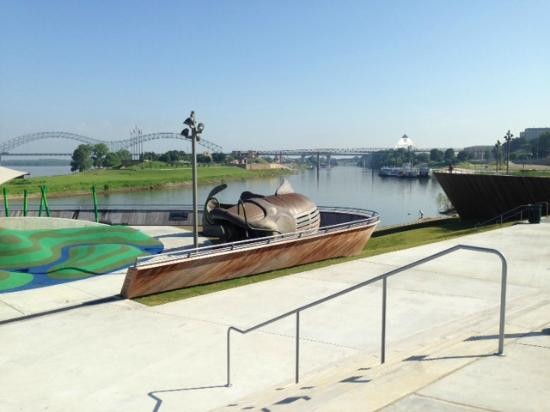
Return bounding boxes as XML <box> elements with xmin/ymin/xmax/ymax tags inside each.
<box><xmin>381</xmin><ymin>276</ymin><xmax>387</xmax><ymax>364</ymax></box>
<box><xmin>226</xmin><ymin>328</ymin><xmax>232</xmax><ymax>387</ymax></box>
<box><xmin>498</xmin><ymin>256</ymin><xmax>507</xmax><ymax>354</ymax></box>
<box><xmin>295</xmin><ymin>311</ymin><xmax>300</xmax><ymax>383</ymax></box>
<box><xmin>91</xmin><ymin>185</ymin><xmax>99</xmax><ymax>223</ymax></box>
<box><xmin>3</xmin><ymin>187</ymin><xmax>9</xmax><ymax>217</ymax></box>
<box><xmin>23</xmin><ymin>189</ymin><xmax>28</xmax><ymax>216</ymax></box>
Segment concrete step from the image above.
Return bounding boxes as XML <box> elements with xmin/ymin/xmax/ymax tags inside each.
<box><xmin>214</xmin><ymin>291</ymin><xmax>550</xmax><ymax>411</ymax></box>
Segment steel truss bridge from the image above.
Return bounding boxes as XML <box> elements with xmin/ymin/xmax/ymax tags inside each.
<box><xmin>255</xmin><ymin>147</ymin><xmax>463</xmax><ymax>156</ymax></box>
<box><xmin>0</xmin><ymin>131</ymin><xmax>223</xmax><ymax>158</ymax></box>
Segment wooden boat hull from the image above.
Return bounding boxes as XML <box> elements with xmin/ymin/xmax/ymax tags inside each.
<box><xmin>121</xmin><ymin>210</ymin><xmax>379</xmax><ymax>298</ymax></box>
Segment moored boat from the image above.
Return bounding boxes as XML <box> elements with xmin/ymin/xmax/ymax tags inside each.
<box><xmin>379</xmin><ymin>163</ymin><xmax>430</xmax><ymax>178</ymax></box>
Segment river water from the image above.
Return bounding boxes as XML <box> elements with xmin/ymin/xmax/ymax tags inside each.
<box><xmin>19</xmin><ymin>165</ymin><xmax>446</xmax><ymax>227</ymax></box>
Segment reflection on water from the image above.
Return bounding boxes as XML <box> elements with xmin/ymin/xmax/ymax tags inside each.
<box><xmin>30</xmin><ymin>166</ymin><xmax>445</xmax><ymax>227</ymax></box>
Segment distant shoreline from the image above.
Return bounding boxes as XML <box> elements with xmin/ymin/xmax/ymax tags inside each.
<box><xmin>1</xmin><ymin>160</ymin><xmax>70</xmax><ymax>167</ymax></box>
<box><xmin>3</xmin><ymin>165</ymin><xmax>293</xmax><ymax>199</ymax></box>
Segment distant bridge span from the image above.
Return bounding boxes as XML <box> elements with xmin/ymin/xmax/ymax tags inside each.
<box><xmin>254</xmin><ymin>147</ymin><xmax>464</xmax><ymax>156</ymax></box>
<box><xmin>0</xmin><ymin>131</ymin><xmax>223</xmax><ymax>156</ymax></box>
<box><xmin>1</xmin><ymin>132</ymin><xmax>102</xmax><ymax>153</ymax></box>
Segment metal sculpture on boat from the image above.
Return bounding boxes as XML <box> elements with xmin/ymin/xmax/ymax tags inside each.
<box><xmin>122</xmin><ymin>182</ymin><xmax>380</xmax><ymax>298</ymax></box>
<box><xmin>202</xmin><ymin>179</ymin><xmax>320</xmax><ymax>241</ymax></box>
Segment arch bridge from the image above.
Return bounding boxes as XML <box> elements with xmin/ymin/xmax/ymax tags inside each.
<box><xmin>0</xmin><ymin>131</ymin><xmax>223</xmax><ymax>158</ymax></box>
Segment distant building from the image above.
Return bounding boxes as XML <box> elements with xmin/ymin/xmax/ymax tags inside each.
<box><xmin>464</xmin><ymin>145</ymin><xmax>493</xmax><ymax>160</ymax></box>
<box><xmin>395</xmin><ymin>134</ymin><xmax>415</xmax><ymax>150</ymax></box>
<box><xmin>231</xmin><ymin>150</ymin><xmax>257</xmax><ymax>164</ymax></box>
<box><xmin>519</xmin><ymin>128</ymin><xmax>550</xmax><ymax>141</ymax></box>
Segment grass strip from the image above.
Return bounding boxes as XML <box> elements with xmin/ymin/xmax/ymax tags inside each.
<box><xmin>135</xmin><ymin>219</ymin><xmax>512</xmax><ymax>306</ymax></box>
<box><xmin>5</xmin><ymin>165</ymin><xmax>292</xmax><ymax>198</ymax></box>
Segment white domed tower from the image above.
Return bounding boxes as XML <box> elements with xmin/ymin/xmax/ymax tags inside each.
<box><xmin>395</xmin><ymin>134</ymin><xmax>415</xmax><ymax>150</ymax></box>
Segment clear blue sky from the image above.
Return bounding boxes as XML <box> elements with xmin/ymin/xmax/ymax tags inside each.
<box><xmin>1</xmin><ymin>0</ymin><xmax>549</xmax><ymax>152</ymax></box>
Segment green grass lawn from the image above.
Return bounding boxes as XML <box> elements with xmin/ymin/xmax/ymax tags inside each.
<box><xmin>512</xmin><ymin>169</ymin><xmax>550</xmax><ymax>177</ymax></box>
<box><xmin>136</xmin><ymin>218</ymin><xmax>510</xmax><ymax>306</ymax></box>
<box><xmin>4</xmin><ymin>165</ymin><xmax>292</xmax><ymax>197</ymax></box>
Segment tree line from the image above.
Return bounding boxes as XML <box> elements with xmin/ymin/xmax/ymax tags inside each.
<box><xmin>70</xmin><ymin>144</ymin><xmax>227</xmax><ymax>172</ymax></box>
<box><xmin>369</xmin><ymin>132</ymin><xmax>550</xmax><ymax>169</ymax></box>
<box><xmin>369</xmin><ymin>148</ymin><xmax>466</xmax><ymax>169</ymax></box>
<box><xmin>140</xmin><ymin>150</ymin><xmax>227</xmax><ymax>164</ymax></box>
<box><xmin>494</xmin><ymin>132</ymin><xmax>550</xmax><ymax>163</ymax></box>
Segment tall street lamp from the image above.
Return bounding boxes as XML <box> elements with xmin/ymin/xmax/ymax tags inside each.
<box><xmin>504</xmin><ymin>130</ymin><xmax>513</xmax><ymax>175</ymax></box>
<box><xmin>181</xmin><ymin>111</ymin><xmax>205</xmax><ymax>248</ymax></box>
<box><xmin>495</xmin><ymin>140</ymin><xmax>500</xmax><ymax>173</ymax></box>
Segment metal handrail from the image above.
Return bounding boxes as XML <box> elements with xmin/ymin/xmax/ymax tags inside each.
<box><xmin>225</xmin><ymin>244</ymin><xmax>507</xmax><ymax>386</ymax></box>
<box><xmin>475</xmin><ymin>201</ymin><xmax>549</xmax><ymax>228</ymax></box>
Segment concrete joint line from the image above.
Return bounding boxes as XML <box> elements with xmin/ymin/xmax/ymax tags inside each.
<box><xmin>408</xmin><ymin>393</ymin><xmax>501</xmax><ymax>412</ymax></box>
<box><xmin>0</xmin><ymin>299</ymin><xmax>25</xmax><ymax>316</ymax></box>
<box><xmin>250</xmin><ymin>328</ymin><xmax>362</xmax><ymax>351</ymax></box>
<box><xmin>516</xmin><ymin>342</ymin><xmax>550</xmax><ymax>350</ymax></box>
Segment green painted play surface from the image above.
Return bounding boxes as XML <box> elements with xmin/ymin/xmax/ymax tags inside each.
<box><xmin>0</xmin><ymin>226</ymin><xmax>163</xmax><ymax>292</ymax></box>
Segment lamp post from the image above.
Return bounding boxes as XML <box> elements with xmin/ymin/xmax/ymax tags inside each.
<box><xmin>181</xmin><ymin>111</ymin><xmax>205</xmax><ymax>248</ymax></box>
<box><xmin>504</xmin><ymin>130</ymin><xmax>513</xmax><ymax>175</ymax></box>
<box><xmin>495</xmin><ymin>140</ymin><xmax>500</xmax><ymax>173</ymax></box>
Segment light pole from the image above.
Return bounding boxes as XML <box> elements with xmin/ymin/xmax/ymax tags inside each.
<box><xmin>495</xmin><ymin>140</ymin><xmax>500</xmax><ymax>173</ymax></box>
<box><xmin>504</xmin><ymin>130</ymin><xmax>513</xmax><ymax>175</ymax></box>
<box><xmin>181</xmin><ymin>111</ymin><xmax>205</xmax><ymax>248</ymax></box>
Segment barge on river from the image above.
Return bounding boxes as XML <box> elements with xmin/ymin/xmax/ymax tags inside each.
<box><xmin>379</xmin><ymin>163</ymin><xmax>430</xmax><ymax>178</ymax></box>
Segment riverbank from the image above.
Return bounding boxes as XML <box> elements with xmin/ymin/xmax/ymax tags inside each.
<box><xmin>3</xmin><ymin>165</ymin><xmax>294</xmax><ymax>198</ymax></box>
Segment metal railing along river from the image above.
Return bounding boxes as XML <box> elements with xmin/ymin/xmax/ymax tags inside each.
<box><xmin>225</xmin><ymin>244</ymin><xmax>508</xmax><ymax>386</ymax></box>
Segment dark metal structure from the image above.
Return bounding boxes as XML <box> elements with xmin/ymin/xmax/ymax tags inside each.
<box><xmin>435</xmin><ymin>171</ymin><xmax>550</xmax><ymax>219</ymax></box>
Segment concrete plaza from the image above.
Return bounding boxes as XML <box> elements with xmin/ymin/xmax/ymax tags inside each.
<box><xmin>1</xmin><ymin>221</ymin><xmax>549</xmax><ymax>411</ymax></box>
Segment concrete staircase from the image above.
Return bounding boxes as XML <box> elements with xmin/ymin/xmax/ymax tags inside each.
<box><xmin>215</xmin><ymin>290</ymin><xmax>550</xmax><ymax>411</ymax></box>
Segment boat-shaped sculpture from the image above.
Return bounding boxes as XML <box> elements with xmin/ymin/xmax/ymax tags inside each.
<box><xmin>121</xmin><ymin>181</ymin><xmax>380</xmax><ymax>298</ymax></box>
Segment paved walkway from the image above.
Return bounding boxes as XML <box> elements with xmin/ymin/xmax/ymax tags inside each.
<box><xmin>1</xmin><ymin>220</ymin><xmax>549</xmax><ymax>411</ymax></box>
